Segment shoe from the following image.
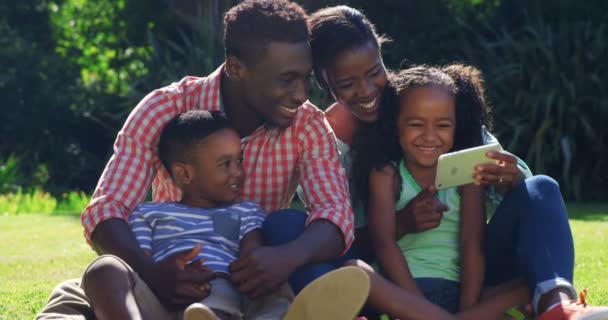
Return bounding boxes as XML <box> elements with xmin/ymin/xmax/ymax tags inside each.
<box><xmin>183</xmin><ymin>303</ymin><xmax>217</xmax><ymax>320</ymax></box>
<box><xmin>284</xmin><ymin>266</ymin><xmax>370</xmax><ymax>320</ymax></box>
<box><xmin>538</xmin><ymin>289</ymin><xmax>608</xmax><ymax>320</ymax></box>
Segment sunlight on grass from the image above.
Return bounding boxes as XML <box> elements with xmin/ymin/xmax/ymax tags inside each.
<box><xmin>0</xmin><ymin>203</ymin><xmax>606</xmax><ymax>319</ymax></box>
<box><xmin>0</xmin><ymin>214</ymin><xmax>96</xmax><ymax>319</ymax></box>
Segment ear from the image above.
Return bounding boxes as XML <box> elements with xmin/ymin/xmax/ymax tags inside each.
<box><xmin>225</xmin><ymin>55</ymin><xmax>247</xmax><ymax>80</ymax></box>
<box><xmin>171</xmin><ymin>162</ymin><xmax>193</xmax><ymax>185</ymax></box>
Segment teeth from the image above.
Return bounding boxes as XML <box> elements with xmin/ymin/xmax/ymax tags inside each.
<box><xmin>418</xmin><ymin>146</ymin><xmax>437</xmax><ymax>152</ymax></box>
<box><xmin>280</xmin><ymin>105</ymin><xmax>298</xmax><ymax>114</ymax></box>
<box><xmin>360</xmin><ymin>98</ymin><xmax>376</xmax><ymax>110</ymax></box>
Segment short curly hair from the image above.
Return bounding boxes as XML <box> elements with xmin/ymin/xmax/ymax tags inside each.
<box><xmin>158</xmin><ymin>110</ymin><xmax>231</xmax><ymax>173</ymax></box>
<box><xmin>224</xmin><ymin>0</ymin><xmax>309</xmax><ymax>64</ymax></box>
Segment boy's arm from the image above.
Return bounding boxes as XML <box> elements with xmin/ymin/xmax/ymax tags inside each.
<box><xmin>240</xmin><ymin>229</ymin><xmax>263</xmax><ymax>258</ymax></box>
<box><xmin>458</xmin><ymin>184</ymin><xmax>486</xmax><ymax>310</ymax></box>
<box><xmin>368</xmin><ymin>165</ymin><xmax>423</xmax><ymax>296</ymax></box>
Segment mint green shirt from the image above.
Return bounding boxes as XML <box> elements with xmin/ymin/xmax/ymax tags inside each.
<box><xmin>395</xmin><ymin>160</ymin><xmax>461</xmax><ymax>282</ymax></box>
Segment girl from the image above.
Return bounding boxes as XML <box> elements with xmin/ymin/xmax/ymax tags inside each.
<box><xmin>348</xmin><ymin>64</ymin><xmax>608</xmax><ymax>320</ymax></box>
<box><xmin>355</xmin><ymin>65</ymin><xmax>489</xmax><ymax>313</ymax></box>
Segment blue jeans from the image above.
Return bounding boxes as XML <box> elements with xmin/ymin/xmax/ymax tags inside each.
<box><xmin>484</xmin><ymin>175</ymin><xmax>577</xmax><ymax>310</ymax></box>
<box><xmin>262</xmin><ymin>209</ymin><xmax>359</xmax><ymax>294</ymax></box>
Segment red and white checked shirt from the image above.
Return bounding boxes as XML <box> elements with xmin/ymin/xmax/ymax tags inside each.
<box><xmin>81</xmin><ymin>66</ymin><xmax>354</xmax><ymax>250</ymax></box>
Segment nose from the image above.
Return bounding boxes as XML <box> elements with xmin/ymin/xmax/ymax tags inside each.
<box><xmin>358</xmin><ymin>79</ymin><xmax>376</xmax><ymax>100</ymax></box>
<box><xmin>421</xmin><ymin>125</ymin><xmax>439</xmax><ymax>142</ymax></box>
<box><xmin>291</xmin><ymin>78</ymin><xmax>309</xmax><ymax>106</ymax></box>
<box><xmin>232</xmin><ymin>162</ymin><xmax>244</xmax><ymax>180</ymax></box>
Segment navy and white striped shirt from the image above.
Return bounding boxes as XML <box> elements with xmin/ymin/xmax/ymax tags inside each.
<box><xmin>129</xmin><ymin>201</ymin><xmax>266</xmax><ymax>274</ymax></box>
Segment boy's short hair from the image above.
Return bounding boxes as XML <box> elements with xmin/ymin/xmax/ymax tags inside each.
<box><xmin>158</xmin><ymin>110</ymin><xmax>231</xmax><ymax>172</ymax></box>
<box><xmin>223</xmin><ymin>0</ymin><xmax>309</xmax><ymax>64</ymax></box>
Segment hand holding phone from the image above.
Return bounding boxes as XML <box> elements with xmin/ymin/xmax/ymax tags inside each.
<box><xmin>434</xmin><ymin>143</ymin><xmax>503</xmax><ymax>190</ymax></box>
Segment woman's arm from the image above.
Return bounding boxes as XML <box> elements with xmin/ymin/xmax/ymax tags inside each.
<box><xmin>368</xmin><ymin>165</ymin><xmax>423</xmax><ymax>296</ymax></box>
<box><xmin>458</xmin><ymin>184</ymin><xmax>486</xmax><ymax>310</ymax></box>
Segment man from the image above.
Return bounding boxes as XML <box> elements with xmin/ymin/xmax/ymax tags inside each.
<box><xmin>37</xmin><ymin>1</ymin><xmax>358</xmax><ymax>318</ymax></box>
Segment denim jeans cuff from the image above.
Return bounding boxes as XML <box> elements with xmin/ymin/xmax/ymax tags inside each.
<box><xmin>533</xmin><ymin>277</ymin><xmax>577</xmax><ymax>313</ymax></box>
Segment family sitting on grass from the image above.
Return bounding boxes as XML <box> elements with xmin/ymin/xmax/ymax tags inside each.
<box><xmin>36</xmin><ymin>1</ymin><xmax>608</xmax><ymax>319</ymax></box>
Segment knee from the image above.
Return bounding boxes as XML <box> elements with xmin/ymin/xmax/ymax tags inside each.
<box><xmin>524</xmin><ymin>175</ymin><xmax>561</xmax><ymax>197</ymax></box>
<box><xmin>262</xmin><ymin>209</ymin><xmax>307</xmax><ymax>245</ymax></box>
<box><xmin>82</xmin><ymin>255</ymin><xmax>133</xmax><ymax>295</ymax></box>
<box><xmin>344</xmin><ymin>259</ymin><xmax>374</xmax><ymax>274</ymax></box>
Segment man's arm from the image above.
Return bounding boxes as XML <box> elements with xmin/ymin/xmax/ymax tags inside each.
<box><xmin>230</xmin><ymin>111</ymin><xmax>353</xmax><ymax>299</ymax></box>
<box><xmin>83</xmin><ymin>83</ymin><xmax>214</xmax><ymax>308</ymax></box>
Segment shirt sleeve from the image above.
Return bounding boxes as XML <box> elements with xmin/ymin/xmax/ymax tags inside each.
<box><xmin>239</xmin><ymin>202</ymin><xmax>266</xmax><ymax>241</ymax></box>
<box><xmin>296</xmin><ymin>110</ymin><xmax>355</xmax><ymax>253</ymax></box>
<box><xmin>80</xmin><ymin>85</ymin><xmax>187</xmax><ymax>243</ymax></box>
<box><xmin>128</xmin><ymin>205</ymin><xmax>153</xmax><ymax>251</ymax></box>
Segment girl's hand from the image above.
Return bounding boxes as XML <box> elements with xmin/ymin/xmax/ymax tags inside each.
<box><xmin>397</xmin><ymin>185</ymin><xmax>448</xmax><ymax>235</ymax></box>
<box><xmin>474</xmin><ymin>150</ymin><xmax>521</xmax><ymax>190</ymax></box>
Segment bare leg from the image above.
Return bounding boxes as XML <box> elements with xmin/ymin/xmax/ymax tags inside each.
<box><xmin>82</xmin><ymin>256</ymin><xmax>143</xmax><ymax>320</ymax></box>
<box><xmin>345</xmin><ymin>260</ymin><xmax>456</xmax><ymax>320</ymax></box>
<box><xmin>458</xmin><ymin>278</ymin><xmax>530</xmax><ymax>320</ymax></box>
<box><xmin>347</xmin><ymin>260</ymin><xmax>532</xmax><ymax>320</ymax></box>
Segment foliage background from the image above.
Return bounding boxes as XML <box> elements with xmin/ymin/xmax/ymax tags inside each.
<box><xmin>1</xmin><ymin>0</ymin><xmax>607</xmax><ymax>200</ymax></box>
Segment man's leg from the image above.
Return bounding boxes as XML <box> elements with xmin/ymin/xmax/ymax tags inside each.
<box><xmin>262</xmin><ymin>209</ymin><xmax>359</xmax><ymax>293</ymax></box>
<box><xmin>36</xmin><ymin>279</ymin><xmax>94</xmax><ymax>320</ymax></box>
<box><xmin>484</xmin><ymin>175</ymin><xmax>577</xmax><ymax>313</ymax></box>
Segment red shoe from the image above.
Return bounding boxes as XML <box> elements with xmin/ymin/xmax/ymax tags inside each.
<box><xmin>537</xmin><ymin>289</ymin><xmax>608</xmax><ymax>320</ymax></box>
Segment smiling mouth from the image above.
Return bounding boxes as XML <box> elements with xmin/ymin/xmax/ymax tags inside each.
<box><xmin>416</xmin><ymin>146</ymin><xmax>439</xmax><ymax>153</ymax></box>
<box><xmin>228</xmin><ymin>183</ymin><xmax>241</xmax><ymax>192</ymax></box>
<box><xmin>279</xmin><ymin>105</ymin><xmax>298</xmax><ymax>114</ymax></box>
<box><xmin>358</xmin><ymin>97</ymin><xmax>377</xmax><ymax>111</ymax></box>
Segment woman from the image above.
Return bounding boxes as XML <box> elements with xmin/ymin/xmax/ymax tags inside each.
<box><xmin>307</xmin><ymin>5</ymin><xmax>608</xmax><ymax>320</ymax></box>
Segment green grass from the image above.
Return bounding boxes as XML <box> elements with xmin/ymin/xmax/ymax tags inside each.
<box><xmin>0</xmin><ymin>204</ymin><xmax>607</xmax><ymax>320</ymax></box>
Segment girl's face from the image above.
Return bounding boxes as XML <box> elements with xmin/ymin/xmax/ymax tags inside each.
<box><xmin>326</xmin><ymin>41</ymin><xmax>387</xmax><ymax>123</ymax></box>
<box><xmin>397</xmin><ymin>86</ymin><xmax>456</xmax><ymax>171</ymax></box>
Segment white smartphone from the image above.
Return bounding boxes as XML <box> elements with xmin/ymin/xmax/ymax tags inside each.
<box><xmin>434</xmin><ymin>143</ymin><xmax>504</xmax><ymax>190</ymax></box>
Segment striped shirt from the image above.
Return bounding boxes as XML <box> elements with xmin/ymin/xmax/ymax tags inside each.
<box><xmin>129</xmin><ymin>201</ymin><xmax>265</xmax><ymax>273</ymax></box>
<box><xmin>81</xmin><ymin>65</ymin><xmax>354</xmax><ymax>251</ymax></box>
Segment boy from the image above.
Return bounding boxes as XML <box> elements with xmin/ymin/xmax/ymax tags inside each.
<box><xmin>82</xmin><ymin>110</ymin><xmax>369</xmax><ymax>320</ymax></box>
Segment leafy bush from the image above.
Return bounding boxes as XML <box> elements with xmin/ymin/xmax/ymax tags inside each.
<box><xmin>457</xmin><ymin>12</ymin><xmax>608</xmax><ymax>200</ymax></box>
<box><xmin>0</xmin><ymin>188</ymin><xmax>89</xmax><ymax>215</ymax></box>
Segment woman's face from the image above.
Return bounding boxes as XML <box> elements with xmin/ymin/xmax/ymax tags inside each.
<box><xmin>326</xmin><ymin>41</ymin><xmax>387</xmax><ymax>123</ymax></box>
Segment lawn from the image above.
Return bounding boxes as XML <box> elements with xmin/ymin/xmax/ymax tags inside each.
<box><xmin>1</xmin><ymin>204</ymin><xmax>607</xmax><ymax>320</ymax></box>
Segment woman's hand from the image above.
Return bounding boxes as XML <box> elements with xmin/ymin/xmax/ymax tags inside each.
<box><xmin>474</xmin><ymin>150</ymin><xmax>522</xmax><ymax>191</ymax></box>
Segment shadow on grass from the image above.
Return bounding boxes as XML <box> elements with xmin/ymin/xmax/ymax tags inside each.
<box><xmin>567</xmin><ymin>203</ymin><xmax>608</xmax><ymax>222</ymax></box>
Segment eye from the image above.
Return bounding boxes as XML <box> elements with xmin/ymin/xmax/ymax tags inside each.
<box><xmin>237</xmin><ymin>156</ymin><xmax>244</xmax><ymax>165</ymax></box>
<box><xmin>336</xmin><ymin>81</ymin><xmax>354</xmax><ymax>90</ymax></box>
<box><xmin>438</xmin><ymin>122</ymin><xmax>453</xmax><ymax>128</ymax></box>
<box><xmin>369</xmin><ymin>68</ymin><xmax>383</xmax><ymax>77</ymax></box>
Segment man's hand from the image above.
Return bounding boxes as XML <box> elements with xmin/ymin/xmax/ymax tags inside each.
<box><xmin>396</xmin><ymin>185</ymin><xmax>448</xmax><ymax>236</ymax></box>
<box><xmin>474</xmin><ymin>150</ymin><xmax>521</xmax><ymax>190</ymax></box>
<box><xmin>229</xmin><ymin>246</ymin><xmax>295</xmax><ymax>300</ymax></box>
<box><xmin>141</xmin><ymin>244</ymin><xmax>216</xmax><ymax>310</ymax></box>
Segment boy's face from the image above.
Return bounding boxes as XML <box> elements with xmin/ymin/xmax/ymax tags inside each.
<box><xmin>180</xmin><ymin>128</ymin><xmax>244</xmax><ymax>208</ymax></box>
<box><xmin>397</xmin><ymin>86</ymin><xmax>455</xmax><ymax>171</ymax></box>
<box><xmin>240</xmin><ymin>41</ymin><xmax>313</xmax><ymax>128</ymax></box>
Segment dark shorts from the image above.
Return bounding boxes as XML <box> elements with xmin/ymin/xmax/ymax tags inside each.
<box><xmin>415</xmin><ymin>277</ymin><xmax>461</xmax><ymax>313</ymax></box>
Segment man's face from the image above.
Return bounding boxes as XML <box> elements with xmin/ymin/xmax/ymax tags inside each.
<box><xmin>241</xmin><ymin>41</ymin><xmax>313</xmax><ymax>128</ymax></box>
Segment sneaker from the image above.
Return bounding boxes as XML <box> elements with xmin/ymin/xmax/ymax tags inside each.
<box><xmin>284</xmin><ymin>266</ymin><xmax>370</xmax><ymax>320</ymax></box>
<box><xmin>183</xmin><ymin>303</ymin><xmax>217</xmax><ymax>320</ymax></box>
<box><xmin>538</xmin><ymin>289</ymin><xmax>608</xmax><ymax>320</ymax></box>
